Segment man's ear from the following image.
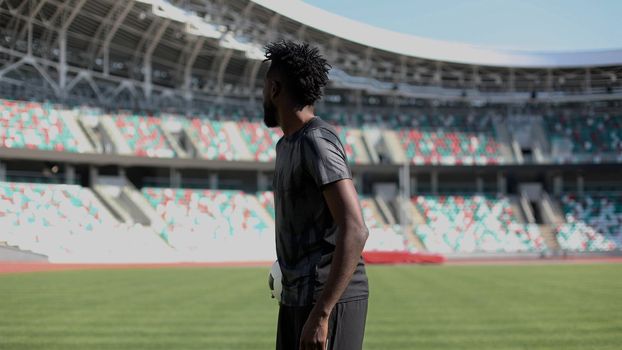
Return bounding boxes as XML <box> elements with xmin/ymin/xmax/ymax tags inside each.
<box><xmin>271</xmin><ymin>80</ymin><xmax>281</xmax><ymax>100</ymax></box>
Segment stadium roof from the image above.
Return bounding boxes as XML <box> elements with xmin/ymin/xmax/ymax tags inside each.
<box><xmin>253</xmin><ymin>0</ymin><xmax>622</xmax><ymax>68</ymax></box>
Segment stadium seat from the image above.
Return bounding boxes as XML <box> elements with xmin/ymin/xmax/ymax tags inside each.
<box><xmin>413</xmin><ymin>194</ymin><xmax>546</xmax><ymax>253</ymax></box>
<box><xmin>113</xmin><ymin>114</ymin><xmax>176</xmax><ymax>158</ymax></box>
<box><xmin>555</xmin><ymin>193</ymin><xmax>621</xmax><ymax>251</ymax></box>
<box><xmin>186</xmin><ymin>118</ymin><xmax>246</xmax><ymax>160</ymax></box>
<box><xmin>0</xmin><ymin>99</ymin><xmax>81</xmax><ymax>152</ymax></box>
<box><xmin>397</xmin><ymin>114</ymin><xmax>503</xmax><ymax>165</ymax></box>
<box><xmin>237</xmin><ymin>120</ymin><xmax>282</xmax><ymax>161</ymax></box>
<box><xmin>545</xmin><ymin>114</ymin><xmax>622</xmax><ymax>163</ymax></box>
<box><xmin>142</xmin><ymin>187</ymin><xmax>275</xmax><ymax>261</ymax></box>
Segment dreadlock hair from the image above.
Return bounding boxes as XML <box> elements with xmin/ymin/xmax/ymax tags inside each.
<box><xmin>264</xmin><ymin>40</ymin><xmax>331</xmax><ymax>109</ymax></box>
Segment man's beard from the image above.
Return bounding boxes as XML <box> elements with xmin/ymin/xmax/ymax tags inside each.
<box><xmin>263</xmin><ymin>100</ymin><xmax>278</xmax><ymax>128</ymax></box>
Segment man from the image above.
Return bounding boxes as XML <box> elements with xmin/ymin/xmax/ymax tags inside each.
<box><xmin>263</xmin><ymin>40</ymin><xmax>370</xmax><ymax>350</ymax></box>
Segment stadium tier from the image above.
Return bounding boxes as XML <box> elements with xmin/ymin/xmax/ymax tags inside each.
<box><xmin>396</xmin><ymin>114</ymin><xmax>504</xmax><ymax>165</ymax></box>
<box><xmin>359</xmin><ymin>197</ymin><xmax>410</xmax><ymax>252</ymax></box>
<box><xmin>237</xmin><ymin>120</ymin><xmax>282</xmax><ymax>161</ymax></box>
<box><xmin>257</xmin><ymin>191</ymin><xmax>276</xmax><ymax>218</ymax></box>
<box><xmin>141</xmin><ymin>187</ymin><xmax>276</xmax><ymax>261</ymax></box>
<box><xmin>546</xmin><ymin>114</ymin><xmax>622</xmax><ymax>163</ymax></box>
<box><xmin>185</xmin><ymin>117</ymin><xmax>248</xmax><ymax>160</ymax></box>
<box><xmin>554</xmin><ymin>193</ymin><xmax>621</xmax><ymax>251</ymax></box>
<box><xmin>113</xmin><ymin>114</ymin><xmax>176</xmax><ymax>158</ymax></box>
<box><xmin>0</xmin><ymin>99</ymin><xmax>83</xmax><ymax>152</ymax></box>
<box><xmin>0</xmin><ymin>181</ymin><xmax>174</xmax><ymax>262</ymax></box>
<box><xmin>399</xmin><ymin>129</ymin><xmax>502</xmax><ymax>165</ymax></box>
<box><xmin>413</xmin><ymin>194</ymin><xmax>546</xmax><ymax>253</ymax></box>
<box><xmin>4</xmin><ymin>98</ymin><xmax>622</xmax><ymax>166</ymax></box>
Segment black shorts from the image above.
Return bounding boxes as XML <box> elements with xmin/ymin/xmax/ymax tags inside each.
<box><xmin>276</xmin><ymin>298</ymin><xmax>368</xmax><ymax>350</ymax></box>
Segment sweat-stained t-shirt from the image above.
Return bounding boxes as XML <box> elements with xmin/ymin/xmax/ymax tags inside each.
<box><xmin>272</xmin><ymin>116</ymin><xmax>369</xmax><ymax>307</ymax></box>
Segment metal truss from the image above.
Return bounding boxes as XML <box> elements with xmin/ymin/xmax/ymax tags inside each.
<box><xmin>0</xmin><ymin>0</ymin><xmax>621</xmax><ymax>111</ymax></box>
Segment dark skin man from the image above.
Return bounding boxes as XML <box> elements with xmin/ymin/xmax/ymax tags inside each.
<box><xmin>264</xmin><ymin>41</ymin><xmax>369</xmax><ymax>350</ymax></box>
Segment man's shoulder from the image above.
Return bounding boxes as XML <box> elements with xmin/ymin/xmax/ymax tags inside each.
<box><xmin>301</xmin><ymin>117</ymin><xmax>340</xmax><ymax>143</ymax></box>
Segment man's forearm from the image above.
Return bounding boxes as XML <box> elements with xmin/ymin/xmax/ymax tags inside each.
<box><xmin>312</xmin><ymin>225</ymin><xmax>369</xmax><ymax>318</ymax></box>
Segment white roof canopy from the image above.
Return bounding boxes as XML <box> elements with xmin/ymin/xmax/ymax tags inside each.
<box><xmin>253</xmin><ymin>0</ymin><xmax>622</xmax><ymax>68</ymax></box>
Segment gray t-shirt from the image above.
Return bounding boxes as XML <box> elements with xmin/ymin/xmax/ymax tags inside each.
<box><xmin>273</xmin><ymin>116</ymin><xmax>369</xmax><ymax>306</ymax></box>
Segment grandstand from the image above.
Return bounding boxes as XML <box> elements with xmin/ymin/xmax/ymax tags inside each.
<box><xmin>0</xmin><ymin>0</ymin><xmax>621</xmax><ymax>263</ymax></box>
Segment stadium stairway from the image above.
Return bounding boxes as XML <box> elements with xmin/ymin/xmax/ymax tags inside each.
<box><xmin>224</xmin><ymin>121</ymin><xmax>254</xmax><ymax>160</ymax></box>
<box><xmin>93</xmin><ymin>181</ymin><xmax>152</xmax><ymax>225</ymax></box>
<box><xmin>92</xmin><ymin>185</ymin><xmax>132</xmax><ymax>223</ymax></box>
<box><xmin>159</xmin><ymin>117</ymin><xmax>188</xmax><ymax>158</ymax></box>
<box><xmin>381</xmin><ymin>130</ymin><xmax>407</xmax><ymax>163</ymax></box>
<box><xmin>375</xmin><ymin>196</ymin><xmax>398</xmax><ymax>226</ymax></box>
<box><xmin>361</xmin><ymin>128</ymin><xmax>383</xmax><ymax>163</ymax></box>
<box><xmin>99</xmin><ymin>115</ymin><xmax>133</xmax><ymax>155</ymax></box>
<box><xmin>76</xmin><ymin>112</ymin><xmax>117</xmax><ymax>154</ymax></box>
<box><xmin>120</xmin><ymin>183</ymin><xmax>169</xmax><ymax>241</ymax></box>
<box><xmin>492</xmin><ymin>118</ymin><xmax>516</xmax><ymax>163</ymax></box>
<box><xmin>538</xmin><ymin>225</ymin><xmax>561</xmax><ymax>251</ymax></box>
<box><xmin>59</xmin><ymin>110</ymin><xmax>95</xmax><ymax>153</ymax></box>
<box><xmin>395</xmin><ymin>197</ymin><xmax>428</xmax><ymax>251</ymax></box>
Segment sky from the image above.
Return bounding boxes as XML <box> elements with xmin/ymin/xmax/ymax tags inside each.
<box><xmin>302</xmin><ymin>0</ymin><xmax>622</xmax><ymax>52</ymax></box>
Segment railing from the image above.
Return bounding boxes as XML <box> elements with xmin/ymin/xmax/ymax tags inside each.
<box><xmin>4</xmin><ymin>171</ymin><xmax>81</xmax><ymax>185</ymax></box>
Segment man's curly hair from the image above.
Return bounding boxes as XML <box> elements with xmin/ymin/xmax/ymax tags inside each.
<box><xmin>264</xmin><ymin>41</ymin><xmax>331</xmax><ymax>108</ymax></box>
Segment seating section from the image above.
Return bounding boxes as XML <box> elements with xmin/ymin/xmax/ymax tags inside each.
<box><xmin>142</xmin><ymin>187</ymin><xmax>275</xmax><ymax>261</ymax></box>
<box><xmin>257</xmin><ymin>191</ymin><xmax>275</xmax><ymax>218</ymax></box>
<box><xmin>413</xmin><ymin>194</ymin><xmax>545</xmax><ymax>253</ymax></box>
<box><xmin>6</xmin><ymin>98</ymin><xmax>622</xmax><ymax>166</ymax></box>
<box><xmin>114</xmin><ymin>114</ymin><xmax>176</xmax><ymax>157</ymax></box>
<box><xmin>359</xmin><ymin>197</ymin><xmax>409</xmax><ymax>252</ymax></box>
<box><xmin>332</xmin><ymin>125</ymin><xmax>370</xmax><ymax>164</ymax></box>
<box><xmin>400</xmin><ymin>129</ymin><xmax>502</xmax><ymax>165</ymax></box>
<box><xmin>394</xmin><ymin>115</ymin><xmax>503</xmax><ymax>165</ymax></box>
<box><xmin>545</xmin><ymin>115</ymin><xmax>622</xmax><ymax>161</ymax></box>
<box><xmin>186</xmin><ymin>118</ymin><xmax>245</xmax><ymax>160</ymax></box>
<box><xmin>0</xmin><ymin>182</ymin><xmax>115</xmax><ymax>261</ymax></box>
<box><xmin>237</xmin><ymin>120</ymin><xmax>282</xmax><ymax>161</ymax></box>
<box><xmin>0</xmin><ymin>99</ymin><xmax>81</xmax><ymax>152</ymax></box>
<box><xmin>554</xmin><ymin>222</ymin><xmax>617</xmax><ymax>252</ymax></box>
<box><xmin>555</xmin><ymin>193</ymin><xmax>621</xmax><ymax>251</ymax></box>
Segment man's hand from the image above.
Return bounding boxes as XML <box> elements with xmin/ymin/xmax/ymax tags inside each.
<box><xmin>299</xmin><ymin>309</ymin><xmax>329</xmax><ymax>350</ymax></box>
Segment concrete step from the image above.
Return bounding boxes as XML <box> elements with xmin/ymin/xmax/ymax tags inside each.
<box><xmin>539</xmin><ymin>224</ymin><xmax>561</xmax><ymax>252</ymax></box>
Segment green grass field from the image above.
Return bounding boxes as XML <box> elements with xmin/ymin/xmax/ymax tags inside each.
<box><xmin>1</xmin><ymin>264</ymin><xmax>621</xmax><ymax>350</ymax></box>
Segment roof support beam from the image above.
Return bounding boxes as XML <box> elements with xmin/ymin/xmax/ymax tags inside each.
<box><xmin>143</xmin><ymin>19</ymin><xmax>170</xmax><ymax>100</ymax></box>
<box><xmin>216</xmin><ymin>48</ymin><xmax>233</xmax><ymax>99</ymax></box>
<box><xmin>85</xmin><ymin>0</ymin><xmax>127</xmax><ymax>65</ymax></box>
<box><xmin>183</xmin><ymin>37</ymin><xmax>205</xmax><ymax>105</ymax></box>
<box><xmin>100</xmin><ymin>3</ymin><xmax>133</xmax><ymax>76</ymax></box>
<box><xmin>57</xmin><ymin>0</ymin><xmax>87</xmax><ymax>99</ymax></box>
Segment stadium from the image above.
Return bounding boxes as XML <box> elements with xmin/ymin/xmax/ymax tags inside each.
<box><xmin>0</xmin><ymin>0</ymin><xmax>621</xmax><ymax>349</ymax></box>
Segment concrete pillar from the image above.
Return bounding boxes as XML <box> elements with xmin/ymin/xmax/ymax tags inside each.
<box><xmin>577</xmin><ymin>174</ymin><xmax>584</xmax><ymax>195</ymax></box>
<box><xmin>431</xmin><ymin>171</ymin><xmax>438</xmax><ymax>194</ymax></box>
<box><xmin>65</xmin><ymin>164</ymin><xmax>75</xmax><ymax>184</ymax></box>
<box><xmin>0</xmin><ymin>161</ymin><xmax>6</xmax><ymax>182</ymax></box>
<box><xmin>89</xmin><ymin>166</ymin><xmax>98</xmax><ymax>186</ymax></box>
<box><xmin>497</xmin><ymin>172</ymin><xmax>507</xmax><ymax>195</ymax></box>
<box><xmin>476</xmin><ymin>176</ymin><xmax>484</xmax><ymax>193</ymax></box>
<box><xmin>257</xmin><ymin>171</ymin><xmax>268</xmax><ymax>192</ymax></box>
<box><xmin>209</xmin><ymin>173</ymin><xmax>219</xmax><ymax>190</ymax></box>
<box><xmin>170</xmin><ymin>168</ymin><xmax>181</xmax><ymax>188</ymax></box>
<box><xmin>410</xmin><ymin>174</ymin><xmax>417</xmax><ymax>197</ymax></box>
<box><xmin>553</xmin><ymin>175</ymin><xmax>563</xmax><ymax>196</ymax></box>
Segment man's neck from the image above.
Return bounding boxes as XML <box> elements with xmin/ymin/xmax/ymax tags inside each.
<box><xmin>279</xmin><ymin>105</ymin><xmax>316</xmax><ymax>137</ymax></box>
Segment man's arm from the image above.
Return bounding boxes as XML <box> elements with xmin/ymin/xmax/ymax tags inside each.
<box><xmin>299</xmin><ymin>178</ymin><xmax>369</xmax><ymax>350</ymax></box>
